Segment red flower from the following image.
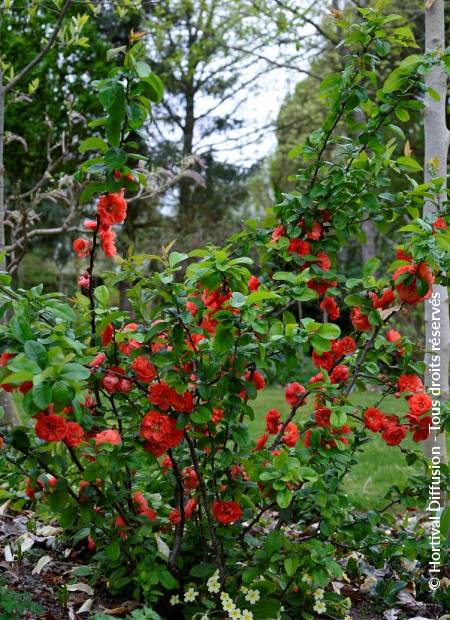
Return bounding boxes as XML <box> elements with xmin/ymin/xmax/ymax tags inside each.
<box><xmin>73</xmin><ymin>238</ymin><xmax>90</xmax><ymax>258</ymax></box>
<box><xmin>186</xmin><ymin>300</ymin><xmax>198</xmax><ymax>316</ymax></box>
<box><xmin>101</xmin><ymin>323</ymin><xmax>114</xmax><ymax>346</ymax></box>
<box><xmin>97</xmin><ymin>192</ymin><xmax>127</xmax><ymax>226</ymax></box>
<box><xmin>288</xmin><ymin>238</ymin><xmax>311</xmax><ymax>256</ymax></box>
<box><xmin>140</xmin><ymin>410</ymin><xmax>184</xmax><ymax>456</ymax></box>
<box><xmin>282</xmin><ymin>421</ymin><xmax>300</xmax><ymax>447</ymax></box>
<box><xmin>65</xmin><ymin>421</ymin><xmax>85</xmax><ymax>447</ymax></box>
<box><xmin>382</xmin><ymin>424</ymin><xmax>407</xmax><ymax>446</ymax></box>
<box><xmin>172</xmin><ymin>390</ymin><xmax>194</xmax><ymax>413</ymax></box>
<box><xmin>83</xmin><ymin>219</ymin><xmax>97</xmax><ymax>230</ymax></box>
<box><xmin>386</xmin><ymin>329</ymin><xmax>401</xmax><ymax>344</ymax></box>
<box><xmin>255</xmin><ymin>433</ymin><xmax>269</xmax><ymax>450</ymax></box>
<box><xmin>408</xmin><ymin>415</ymin><xmax>431</xmax><ymax>442</ymax></box>
<box><xmin>184</xmin><ymin>498</ymin><xmax>198</xmax><ymax>520</ymax></box>
<box><xmin>393</xmin><ymin>263</ymin><xmax>434</xmax><ymax>305</ymax></box>
<box><xmin>212</xmin><ymin>408</ymin><xmax>224</xmax><ymax>424</ymax></box>
<box><xmin>89</xmin><ymin>352</ymin><xmax>106</xmax><ymax>367</ymax></box>
<box><xmin>307</xmin><ymin>221</ymin><xmax>323</xmax><ymax>241</ymax></box>
<box><xmin>132</xmin><ymin>356</ymin><xmax>156</xmax><ymax>383</ymax></box>
<box><xmin>397</xmin><ymin>374</ymin><xmax>424</xmax><ymax>394</ymax></box>
<box><xmin>271</xmin><ymin>224</ymin><xmax>285</xmax><ymax>242</ymax></box>
<box><xmin>350</xmin><ymin>307</ymin><xmax>371</xmax><ymax>331</ymax></box>
<box><xmin>182</xmin><ymin>467</ymin><xmax>199</xmax><ymax>490</ymax></box>
<box><xmin>363</xmin><ymin>407</ymin><xmax>384</xmax><ymax>432</ymax></box>
<box><xmin>330</xmin><ymin>364</ymin><xmax>349</xmax><ymax>384</ymax></box>
<box><xmin>408</xmin><ymin>392</ymin><xmax>432</xmax><ymax>416</ymax></box>
<box><xmin>248</xmin><ymin>275</ymin><xmax>260</xmax><ymax>291</ymax></box>
<box><xmin>169</xmin><ymin>508</ymin><xmax>181</xmax><ymax>524</ymax></box>
<box><xmin>265</xmin><ymin>408</ymin><xmax>282</xmax><ymax>434</ymax></box>
<box><xmin>245</xmin><ymin>370</ymin><xmax>266</xmax><ymax>391</ymax></box>
<box><xmin>432</xmin><ymin>216</ymin><xmax>447</xmax><ymax>230</ymax></box>
<box><xmin>95</xmin><ymin>429</ymin><xmax>122</xmax><ymax>446</ymax></box>
<box><xmin>0</xmin><ymin>352</ymin><xmax>14</xmax><ymax>367</ymax></box>
<box><xmin>396</xmin><ymin>249</ymin><xmax>412</xmax><ymax>262</ymax></box>
<box><xmin>148</xmin><ymin>381</ymin><xmax>175</xmax><ymax>411</ymax></box>
<box><xmin>35</xmin><ymin>414</ymin><xmax>67</xmax><ymax>442</ymax></box>
<box><xmin>312</xmin><ymin>350</ymin><xmax>334</xmax><ymax>371</ymax></box>
<box><xmin>212</xmin><ymin>500</ymin><xmax>242</xmax><ymax>524</ymax></box>
<box><xmin>99</xmin><ymin>226</ymin><xmax>117</xmax><ymax>258</ymax></box>
<box><xmin>320</xmin><ymin>296</ymin><xmax>340</xmax><ymax>320</ymax></box>
<box><xmin>332</xmin><ymin>336</ymin><xmax>357</xmax><ymax>359</ymax></box>
<box><xmin>284</xmin><ymin>382</ymin><xmax>306</xmax><ymax>407</ymax></box>
<box><xmin>314</xmin><ymin>406</ymin><xmax>331</xmax><ymax>428</ymax></box>
<box><xmin>316</xmin><ymin>251</ymin><xmax>331</xmax><ymax>271</ymax></box>
<box><xmin>370</xmin><ymin>288</ymin><xmax>395</xmax><ymax>309</ymax></box>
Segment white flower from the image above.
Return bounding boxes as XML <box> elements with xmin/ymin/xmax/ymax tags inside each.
<box><xmin>313</xmin><ymin>588</ymin><xmax>324</xmax><ymax>600</ymax></box>
<box><xmin>184</xmin><ymin>587</ymin><xmax>199</xmax><ymax>602</ymax></box>
<box><xmin>244</xmin><ymin>589</ymin><xmax>260</xmax><ymax>605</ymax></box>
<box><xmin>170</xmin><ymin>594</ymin><xmax>180</xmax><ymax>605</ymax></box>
<box><xmin>302</xmin><ymin>573</ymin><xmax>313</xmax><ymax>585</ymax></box>
<box><xmin>240</xmin><ymin>585</ymin><xmax>248</xmax><ymax>593</ymax></box>
<box><xmin>313</xmin><ymin>601</ymin><xmax>327</xmax><ymax>614</ymax></box>
<box><xmin>222</xmin><ymin>599</ymin><xmax>236</xmax><ymax>613</ymax></box>
<box><xmin>241</xmin><ymin>611</ymin><xmax>254</xmax><ymax>620</ymax></box>
<box><xmin>207</xmin><ymin>574</ymin><xmax>220</xmax><ymax>594</ymax></box>
<box><xmin>221</xmin><ymin>591</ymin><xmax>232</xmax><ymax>602</ymax></box>
<box><xmin>228</xmin><ymin>608</ymin><xmax>241</xmax><ymax>619</ymax></box>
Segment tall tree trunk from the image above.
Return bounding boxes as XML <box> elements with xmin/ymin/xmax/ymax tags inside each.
<box><xmin>423</xmin><ymin>0</ymin><xmax>449</xmax><ymax>465</ymax></box>
<box><xmin>0</xmin><ymin>69</ymin><xmax>17</xmax><ymax>426</ymax></box>
<box><xmin>361</xmin><ymin>220</ymin><xmax>376</xmax><ymax>263</ymax></box>
<box><xmin>179</xmin><ymin>88</ymin><xmax>195</xmax><ymax>232</ymax></box>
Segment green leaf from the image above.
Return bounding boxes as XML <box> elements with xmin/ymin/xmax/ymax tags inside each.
<box><xmin>33</xmin><ymin>382</ymin><xmax>52</xmax><ymax>409</ymax></box>
<box><xmin>60</xmin><ymin>363</ymin><xmax>90</xmax><ymax>382</ymax></box>
<box><xmin>94</xmin><ymin>285</ymin><xmax>110</xmax><ymax>306</ymax></box>
<box><xmin>106</xmin><ymin>540</ymin><xmax>121</xmax><ymax>561</ymax></box>
<box><xmin>276</xmin><ymin>488</ymin><xmax>292</xmax><ymax>509</ymax></box>
<box><xmin>24</xmin><ymin>341</ymin><xmax>48</xmax><ymax>369</ymax></box>
<box><xmin>318</xmin><ymin>323</ymin><xmax>341</xmax><ymax>340</ymax></box>
<box><xmin>397</xmin><ymin>156</ymin><xmax>422</xmax><ymax>173</ymax></box>
<box><xmin>363</xmin><ymin>257</ymin><xmax>380</xmax><ymax>276</ymax></box>
<box><xmin>168</xmin><ymin>251</ymin><xmax>188</xmax><ymax>268</ymax></box>
<box><xmin>136</xmin><ymin>61</ymin><xmax>151</xmax><ymax>78</ymax></box>
<box><xmin>104</xmin><ymin>147</ymin><xmax>126</xmax><ymax>170</ymax></box>
<box><xmin>79</xmin><ymin>137</ymin><xmax>108</xmax><ymax>153</ymax></box>
<box><xmin>142</xmin><ymin>74</ymin><xmax>164</xmax><ymax>103</ymax></box>
<box><xmin>252</xmin><ymin>598</ymin><xmax>281</xmax><ymax>620</ymax></box>
<box><xmin>247</xmin><ymin>290</ymin><xmax>280</xmax><ymax>304</ymax></box>
<box><xmin>284</xmin><ymin>556</ymin><xmax>300</xmax><ymax>577</ymax></box>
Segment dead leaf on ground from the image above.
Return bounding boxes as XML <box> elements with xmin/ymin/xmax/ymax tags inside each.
<box><xmin>67</xmin><ymin>582</ymin><xmax>94</xmax><ymax>596</ymax></box>
<box><xmin>32</xmin><ymin>555</ymin><xmax>52</xmax><ymax>575</ymax></box>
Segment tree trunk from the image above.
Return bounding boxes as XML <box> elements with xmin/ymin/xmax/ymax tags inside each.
<box><xmin>361</xmin><ymin>219</ymin><xmax>376</xmax><ymax>263</ymax></box>
<box><xmin>423</xmin><ymin>0</ymin><xmax>449</xmax><ymax>465</ymax></box>
<box><xmin>0</xmin><ymin>70</ymin><xmax>17</xmax><ymax>426</ymax></box>
<box><xmin>178</xmin><ymin>87</ymin><xmax>195</xmax><ymax>232</ymax></box>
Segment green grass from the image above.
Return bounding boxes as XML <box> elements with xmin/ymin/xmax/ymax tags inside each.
<box><xmin>249</xmin><ymin>387</ymin><xmax>432</xmax><ymax>510</ymax></box>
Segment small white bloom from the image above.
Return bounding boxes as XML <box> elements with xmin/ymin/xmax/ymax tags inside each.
<box><xmin>228</xmin><ymin>607</ymin><xmax>241</xmax><ymax>619</ymax></box>
<box><xmin>184</xmin><ymin>587</ymin><xmax>199</xmax><ymax>602</ymax></box>
<box><xmin>241</xmin><ymin>611</ymin><xmax>254</xmax><ymax>620</ymax></box>
<box><xmin>221</xmin><ymin>591</ymin><xmax>232</xmax><ymax>602</ymax></box>
<box><xmin>313</xmin><ymin>588</ymin><xmax>324</xmax><ymax>600</ymax></box>
<box><xmin>170</xmin><ymin>594</ymin><xmax>180</xmax><ymax>605</ymax></box>
<box><xmin>313</xmin><ymin>601</ymin><xmax>327</xmax><ymax>614</ymax></box>
<box><xmin>244</xmin><ymin>589</ymin><xmax>260</xmax><ymax>605</ymax></box>
<box><xmin>207</xmin><ymin>575</ymin><xmax>220</xmax><ymax>593</ymax></box>
<box><xmin>222</xmin><ymin>599</ymin><xmax>236</xmax><ymax>613</ymax></box>
<box><xmin>240</xmin><ymin>585</ymin><xmax>248</xmax><ymax>593</ymax></box>
<box><xmin>302</xmin><ymin>573</ymin><xmax>313</xmax><ymax>585</ymax></box>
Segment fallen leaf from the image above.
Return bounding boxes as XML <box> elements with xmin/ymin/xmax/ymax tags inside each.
<box><xmin>32</xmin><ymin>555</ymin><xmax>52</xmax><ymax>575</ymax></box>
<box><xmin>17</xmin><ymin>532</ymin><xmax>35</xmax><ymax>552</ymax></box>
<box><xmin>4</xmin><ymin>544</ymin><xmax>14</xmax><ymax>562</ymax></box>
<box><xmin>36</xmin><ymin>525</ymin><xmax>63</xmax><ymax>537</ymax></box>
<box><xmin>397</xmin><ymin>589</ymin><xmax>427</xmax><ymax>612</ymax></box>
<box><xmin>67</xmin><ymin>582</ymin><xmax>94</xmax><ymax>596</ymax></box>
<box><xmin>155</xmin><ymin>533</ymin><xmax>170</xmax><ymax>559</ymax></box>
<box><xmin>101</xmin><ymin>602</ymin><xmax>140</xmax><ymax>615</ymax></box>
<box><xmin>383</xmin><ymin>610</ymin><xmax>401</xmax><ymax>620</ymax></box>
<box><xmin>78</xmin><ymin>598</ymin><xmax>93</xmax><ymax>613</ymax></box>
<box><xmin>404</xmin><ymin>140</ymin><xmax>413</xmax><ymax>157</ymax></box>
<box><xmin>0</xmin><ymin>499</ymin><xmax>11</xmax><ymax>515</ymax></box>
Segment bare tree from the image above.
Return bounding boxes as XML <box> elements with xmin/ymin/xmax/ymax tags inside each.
<box><xmin>423</xmin><ymin>0</ymin><xmax>449</xmax><ymax>465</ymax></box>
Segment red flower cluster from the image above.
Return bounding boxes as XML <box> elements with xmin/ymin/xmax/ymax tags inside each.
<box><xmin>140</xmin><ymin>410</ymin><xmax>184</xmax><ymax>456</ymax></box>
<box><xmin>132</xmin><ymin>356</ymin><xmax>156</xmax><ymax>383</ymax></box>
<box><xmin>148</xmin><ymin>381</ymin><xmax>194</xmax><ymax>413</ymax></box>
<box><xmin>392</xmin><ymin>262</ymin><xmax>434</xmax><ymax>305</ymax></box>
<box><xmin>212</xmin><ymin>500</ymin><xmax>242</xmax><ymax>524</ymax></box>
<box><xmin>133</xmin><ymin>491</ymin><xmax>157</xmax><ymax>521</ymax></box>
<box><xmin>285</xmin><ymin>382</ymin><xmax>306</xmax><ymax>407</ymax></box>
<box><xmin>35</xmin><ymin>413</ymin><xmax>85</xmax><ymax>447</ymax></box>
<box><xmin>265</xmin><ymin>408</ymin><xmax>282</xmax><ymax>434</ymax></box>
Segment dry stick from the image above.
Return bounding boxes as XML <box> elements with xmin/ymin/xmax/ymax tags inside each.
<box><xmin>167</xmin><ymin>449</ymin><xmax>185</xmax><ymax>569</ymax></box>
<box><xmin>184</xmin><ymin>431</ymin><xmax>225</xmax><ymax>584</ymax></box>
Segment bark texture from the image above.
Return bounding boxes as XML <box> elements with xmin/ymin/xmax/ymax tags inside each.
<box><xmin>423</xmin><ymin>0</ymin><xmax>449</xmax><ymax>464</ymax></box>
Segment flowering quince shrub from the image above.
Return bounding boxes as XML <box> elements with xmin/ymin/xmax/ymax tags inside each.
<box><xmin>0</xmin><ymin>10</ymin><xmax>449</xmax><ymax>620</ymax></box>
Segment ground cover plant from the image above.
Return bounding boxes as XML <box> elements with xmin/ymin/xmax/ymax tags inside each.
<box><xmin>0</xmin><ymin>7</ymin><xmax>449</xmax><ymax>620</ymax></box>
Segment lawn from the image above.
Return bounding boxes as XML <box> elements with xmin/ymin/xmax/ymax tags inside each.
<box><xmin>250</xmin><ymin>387</ymin><xmax>431</xmax><ymax>510</ymax></box>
